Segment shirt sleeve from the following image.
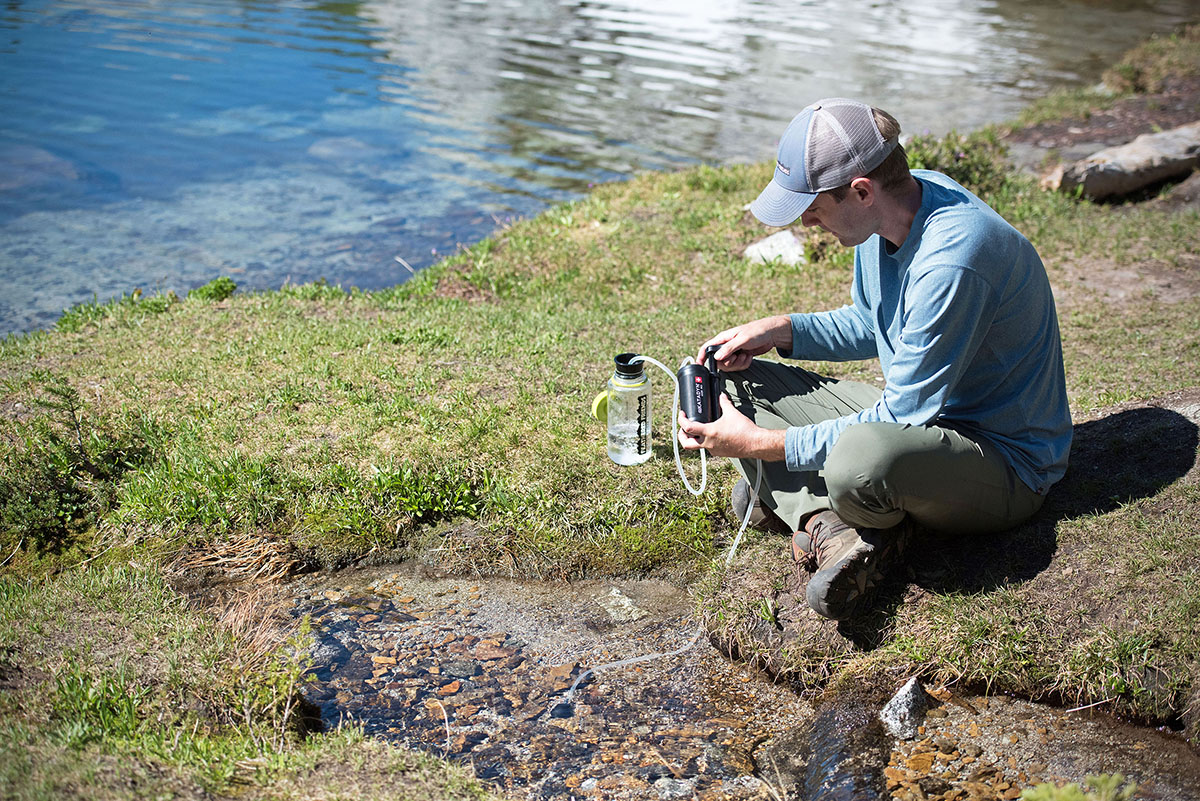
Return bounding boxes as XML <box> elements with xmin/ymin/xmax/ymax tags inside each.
<box><xmin>783</xmin><ymin>266</ymin><xmax>998</xmax><ymax>471</ymax></box>
<box><xmin>783</xmin><ymin>305</ymin><xmax>877</xmax><ymax>362</ymax></box>
<box><xmin>780</xmin><ymin>250</ymin><xmax>878</xmax><ymax>362</ymax></box>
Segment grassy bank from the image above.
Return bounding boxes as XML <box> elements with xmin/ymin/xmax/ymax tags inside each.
<box><xmin>2</xmin><ymin>25</ymin><xmax>1199</xmax><ymax>800</ymax></box>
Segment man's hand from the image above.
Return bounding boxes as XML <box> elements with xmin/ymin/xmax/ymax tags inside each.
<box><xmin>677</xmin><ymin>395</ymin><xmax>786</xmax><ymax>460</ymax></box>
<box><xmin>698</xmin><ymin>315</ymin><xmax>793</xmax><ymax>371</ymax></box>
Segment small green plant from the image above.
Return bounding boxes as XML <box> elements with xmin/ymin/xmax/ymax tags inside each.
<box><xmin>1022</xmin><ymin>773</ymin><xmax>1137</xmax><ymax>801</ymax></box>
<box><xmin>905</xmin><ymin>127</ymin><xmax>1012</xmax><ymax>199</ymax></box>
<box><xmin>188</xmin><ymin>275</ymin><xmax>237</xmax><ymax>302</ymax></box>
<box><xmin>52</xmin><ymin>659</ymin><xmax>148</xmax><ymax>747</ymax></box>
<box><xmin>278</xmin><ymin>277</ymin><xmax>350</xmax><ymax>301</ymax></box>
<box><xmin>0</xmin><ymin>378</ymin><xmax>159</xmax><ymax>552</ymax></box>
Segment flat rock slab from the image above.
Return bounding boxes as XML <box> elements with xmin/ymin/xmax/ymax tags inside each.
<box><xmin>1054</xmin><ymin>120</ymin><xmax>1200</xmax><ymax>199</ymax></box>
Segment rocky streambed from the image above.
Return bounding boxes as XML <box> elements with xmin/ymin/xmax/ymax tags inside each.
<box><xmin>291</xmin><ymin>566</ymin><xmax>812</xmax><ymax>799</ymax></box>
<box><xmin>283</xmin><ymin>564</ymin><xmax>1200</xmax><ymax>801</ymax></box>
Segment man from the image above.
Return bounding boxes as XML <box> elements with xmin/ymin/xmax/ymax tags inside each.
<box><xmin>677</xmin><ymin>98</ymin><xmax>1072</xmax><ymax>620</ymax></box>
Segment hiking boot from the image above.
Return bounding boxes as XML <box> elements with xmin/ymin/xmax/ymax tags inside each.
<box><xmin>730</xmin><ymin>479</ymin><xmax>790</xmax><ymax>534</ymax></box>
<box><xmin>792</xmin><ymin>511</ymin><xmax>909</xmax><ymax>620</ymax></box>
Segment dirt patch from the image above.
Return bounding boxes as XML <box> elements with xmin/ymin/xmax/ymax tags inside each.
<box><xmin>434</xmin><ymin>274</ymin><xmax>495</xmax><ymax>303</ymax></box>
<box><xmin>1004</xmin><ymin>74</ymin><xmax>1200</xmax><ymax>174</ymax></box>
<box><xmin>1052</xmin><ymin>252</ymin><xmax>1200</xmax><ymax>307</ymax></box>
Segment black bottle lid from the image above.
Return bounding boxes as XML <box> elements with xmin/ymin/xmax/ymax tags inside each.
<box><xmin>614</xmin><ymin>352</ymin><xmax>644</xmax><ymax>379</ymax></box>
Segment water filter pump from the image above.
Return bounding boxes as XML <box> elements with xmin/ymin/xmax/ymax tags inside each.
<box><xmin>676</xmin><ymin>345</ymin><xmax>722</xmax><ymax>424</ymax></box>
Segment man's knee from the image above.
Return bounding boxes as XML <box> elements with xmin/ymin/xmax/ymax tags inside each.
<box><xmin>824</xmin><ymin>422</ymin><xmax>907</xmax><ymax>503</ymax></box>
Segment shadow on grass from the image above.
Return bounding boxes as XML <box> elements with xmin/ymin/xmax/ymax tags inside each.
<box><xmin>838</xmin><ymin>404</ymin><xmax>1199</xmax><ymax>646</ymax></box>
<box><xmin>916</xmin><ymin>404</ymin><xmax>1197</xmax><ymax>591</ymax></box>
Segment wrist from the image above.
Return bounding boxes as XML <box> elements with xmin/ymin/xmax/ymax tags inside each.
<box><xmin>773</xmin><ymin>315</ymin><xmax>793</xmax><ymax>352</ymax></box>
<box><xmin>752</xmin><ymin>427</ymin><xmax>787</xmax><ymax>461</ymax></box>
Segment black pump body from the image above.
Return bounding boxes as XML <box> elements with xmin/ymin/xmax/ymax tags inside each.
<box><xmin>677</xmin><ymin>345</ymin><xmax>722</xmax><ymax>423</ymax></box>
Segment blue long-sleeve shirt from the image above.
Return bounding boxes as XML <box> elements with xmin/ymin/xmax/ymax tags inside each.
<box><xmin>780</xmin><ymin>170</ymin><xmax>1072</xmax><ymax>494</ymax></box>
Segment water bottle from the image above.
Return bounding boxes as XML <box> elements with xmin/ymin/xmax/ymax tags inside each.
<box><xmin>607</xmin><ymin>352</ymin><xmax>651</xmax><ymax>465</ymax></box>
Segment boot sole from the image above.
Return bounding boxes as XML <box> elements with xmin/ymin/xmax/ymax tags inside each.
<box><xmin>805</xmin><ymin>539</ymin><xmax>883</xmax><ymax>620</ymax></box>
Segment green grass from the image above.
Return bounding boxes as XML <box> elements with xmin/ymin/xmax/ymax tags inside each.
<box><xmin>0</xmin><ymin>565</ymin><xmax>498</xmax><ymax>800</ymax></box>
<box><xmin>1</xmin><ymin>23</ymin><xmax>1199</xmax><ymax>800</ymax></box>
<box><xmin>4</xmin><ymin>151</ymin><xmax>1196</xmax><ymax>577</ymax></box>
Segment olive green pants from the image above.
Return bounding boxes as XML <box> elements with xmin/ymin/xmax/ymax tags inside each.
<box><xmin>723</xmin><ymin>359</ymin><xmax>1045</xmax><ymax>534</ymax></box>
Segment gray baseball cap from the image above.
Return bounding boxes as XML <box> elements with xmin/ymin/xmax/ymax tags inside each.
<box><xmin>750</xmin><ymin>98</ymin><xmax>898</xmax><ymax>227</ymax></box>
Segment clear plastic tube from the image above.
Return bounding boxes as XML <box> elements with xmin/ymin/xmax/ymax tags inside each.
<box><xmin>555</xmin><ymin>353</ymin><xmax>763</xmax><ymax>713</ymax></box>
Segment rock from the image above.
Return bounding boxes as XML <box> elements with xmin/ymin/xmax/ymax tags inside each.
<box><xmin>1160</xmin><ymin>169</ymin><xmax>1200</xmax><ymax>209</ymax></box>
<box><xmin>0</xmin><ymin>144</ymin><xmax>81</xmax><ymax>190</ymax></box>
<box><xmin>743</xmin><ymin>230</ymin><xmax>806</xmax><ymax>266</ymax></box>
<box><xmin>880</xmin><ymin>677</ymin><xmax>932</xmax><ymax>740</ymax></box>
<box><xmin>654</xmin><ymin>776</ymin><xmax>699</xmax><ymax>799</ymax></box>
<box><xmin>754</xmin><ymin>725</ymin><xmax>809</xmax><ymax>793</ymax></box>
<box><xmin>443</xmin><ymin>658</ymin><xmax>481</xmax><ymax>678</ymax></box>
<box><xmin>720</xmin><ymin>775</ymin><xmax>769</xmax><ymax>799</ymax></box>
<box><xmin>475</xmin><ymin>641</ymin><xmax>517</xmax><ymax>661</ymax></box>
<box><xmin>596</xmin><ymin>588</ymin><xmax>647</xmax><ymax>622</ymax></box>
<box><xmin>307</xmin><ymin>136</ymin><xmax>385</xmax><ymax>162</ymax></box>
<box><xmin>1057</xmin><ymin>120</ymin><xmax>1200</xmax><ymax>199</ymax></box>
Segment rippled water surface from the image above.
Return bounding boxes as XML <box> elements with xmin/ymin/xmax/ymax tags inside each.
<box><xmin>1</xmin><ymin>0</ymin><xmax>1195</xmax><ymax>334</ymax></box>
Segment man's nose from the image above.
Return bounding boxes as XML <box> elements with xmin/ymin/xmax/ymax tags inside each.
<box><xmin>800</xmin><ymin>209</ymin><xmax>818</xmax><ymax>227</ymax></box>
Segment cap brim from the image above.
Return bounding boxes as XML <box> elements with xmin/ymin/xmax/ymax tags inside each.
<box><xmin>749</xmin><ymin>178</ymin><xmax>816</xmax><ymax>227</ymax></box>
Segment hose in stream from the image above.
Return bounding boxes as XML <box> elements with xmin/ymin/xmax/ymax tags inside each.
<box><xmin>550</xmin><ymin>352</ymin><xmax>762</xmax><ymax>717</ymax></box>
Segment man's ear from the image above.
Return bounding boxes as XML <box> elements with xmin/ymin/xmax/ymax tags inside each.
<box><xmin>849</xmin><ymin>176</ymin><xmax>874</xmax><ymax>205</ymax></box>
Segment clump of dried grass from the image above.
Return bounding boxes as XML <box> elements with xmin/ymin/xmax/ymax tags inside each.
<box><xmin>172</xmin><ymin>532</ymin><xmax>304</xmax><ymax>582</ymax></box>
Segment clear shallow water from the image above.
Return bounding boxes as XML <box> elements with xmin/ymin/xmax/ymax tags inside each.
<box><xmin>1</xmin><ymin>0</ymin><xmax>1195</xmax><ymax>336</ymax></box>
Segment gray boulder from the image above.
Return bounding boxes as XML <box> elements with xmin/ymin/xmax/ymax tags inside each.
<box><xmin>879</xmin><ymin>676</ymin><xmax>931</xmax><ymax>739</ymax></box>
<box><xmin>1054</xmin><ymin>120</ymin><xmax>1200</xmax><ymax>200</ymax></box>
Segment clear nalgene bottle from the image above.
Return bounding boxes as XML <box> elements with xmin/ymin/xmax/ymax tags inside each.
<box><xmin>607</xmin><ymin>352</ymin><xmax>652</xmax><ymax>465</ymax></box>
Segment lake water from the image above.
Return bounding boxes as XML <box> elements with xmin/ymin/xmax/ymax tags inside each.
<box><xmin>1</xmin><ymin>0</ymin><xmax>1195</xmax><ymax>336</ymax></box>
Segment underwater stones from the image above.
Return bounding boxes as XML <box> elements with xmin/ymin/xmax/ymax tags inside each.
<box><xmin>442</xmin><ymin>658</ymin><xmax>481</xmax><ymax>678</ymax></box>
<box><xmin>306</xmin><ymin>136</ymin><xmax>385</xmax><ymax>163</ymax></box>
<box><xmin>654</xmin><ymin>776</ymin><xmax>699</xmax><ymax>798</ymax></box>
<box><xmin>753</xmin><ymin>725</ymin><xmax>809</xmax><ymax>793</ymax></box>
<box><xmin>474</xmin><ymin>641</ymin><xmax>517</xmax><ymax>661</ymax></box>
<box><xmin>294</xmin><ymin>573</ymin><xmax>812</xmax><ymax>801</ymax></box>
<box><xmin>596</xmin><ymin>587</ymin><xmax>648</xmax><ymax>622</ymax></box>
<box><xmin>0</xmin><ymin>144</ymin><xmax>80</xmax><ymax>190</ymax></box>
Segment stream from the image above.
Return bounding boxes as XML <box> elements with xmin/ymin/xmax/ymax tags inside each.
<box><xmin>284</xmin><ymin>564</ymin><xmax>1200</xmax><ymax>801</ymax></box>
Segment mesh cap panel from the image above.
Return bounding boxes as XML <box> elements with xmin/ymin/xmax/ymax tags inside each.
<box><xmin>805</xmin><ymin>99</ymin><xmax>889</xmax><ymax>191</ymax></box>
